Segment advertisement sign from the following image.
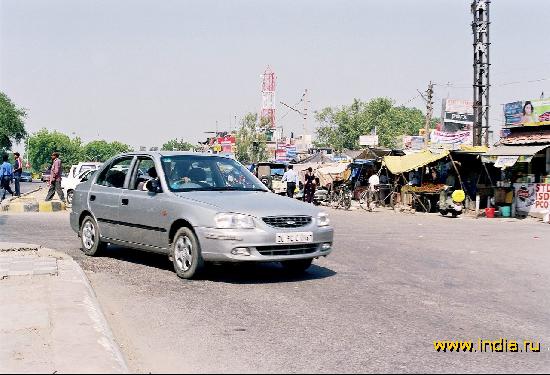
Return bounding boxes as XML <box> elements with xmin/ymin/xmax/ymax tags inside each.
<box><xmin>359</xmin><ymin>135</ymin><xmax>379</xmax><ymax>146</ymax></box>
<box><xmin>430</xmin><ymin>129</ymin><xmax>472</xmax><ymax>145</ymax></box>
<box><xmin>432</xmin><ymin>99</ymin><xmax>474</xmax><ymax>146</ymax></box>
<box><xmin>216</xmin><ymin>135</ymin><xmax>236</xmax><ymax>154</ymax></box>
<box><xmin>504</xmin><ymin>98</ymin><xmax>550</xmax><ymax>127</ymax></box>
<box><xmin>402</xmin><ymin>136</ymin><xmax>425</xmax><ymax>150</ymax></box>
<box><xmin>514</xmin><ymin>183</ymin><xmax>550</xmax><ymax>214</ymax></box>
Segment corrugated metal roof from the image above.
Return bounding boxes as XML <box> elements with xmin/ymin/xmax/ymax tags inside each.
<box><xmin>485</xmin><ymin>144</ymin><xmax>549</xmax><ymax>157</ymax></box>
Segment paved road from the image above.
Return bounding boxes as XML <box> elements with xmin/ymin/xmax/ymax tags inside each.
<box><xmin>19</xmin><ymin>181</ymin><xmax>45</xmax><ymax>195</ymax></box>
<box><xmin>1</xmin><ymin>209</ymin><xmax>549</xmax><ymax>373</ymax></box>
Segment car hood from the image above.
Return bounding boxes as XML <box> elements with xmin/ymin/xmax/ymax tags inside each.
<box><xmin>173</xmin><ymin>191</ymin><xmax>322</xmax><ymax>217</ymax></box>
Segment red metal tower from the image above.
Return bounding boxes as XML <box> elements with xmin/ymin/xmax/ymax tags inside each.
<box><xmin>261</xmin><ymin>66</ymin><xmax>276</xmax><ymax>129</ymax></box>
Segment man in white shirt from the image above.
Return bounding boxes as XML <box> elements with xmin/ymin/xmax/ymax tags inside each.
<box><xmin>281</xmin><ymin>165</ymin><xmax>299</xmax><ymax>198</ymax></box>
<box><xmin>368</xmin><ymin>172</ymin><xmax>380</xmax><ymax>191</ymax></box>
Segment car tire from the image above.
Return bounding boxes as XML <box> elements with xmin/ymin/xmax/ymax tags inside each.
<box><xmin>80</xmin><ymin>215</ymin><xmax>106</xmax><ymax>256</ymax></box>
<box><xmin>172</xmin><ymin>227</ymin><xmax>204</xmax><ymax>279</ymax></box>
<box><xmin>66</xmin><ymin>190</ymin><xmax>74</xmax><ymax>205</ymax></box>
<box><xmin>281</xmin><ymin>258</ymin><xmax>313</xmax><ymax>274</ymax></box>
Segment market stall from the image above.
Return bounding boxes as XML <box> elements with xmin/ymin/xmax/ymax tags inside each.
<box><xmin>382</xmin><ymin>150</ymin><xmax>452</xmax><ymax>212</ymax></box>
<box><xmin>483</xmin><ymin>144</ymin><xmax>550</xmax><ymax>218</ymax></box>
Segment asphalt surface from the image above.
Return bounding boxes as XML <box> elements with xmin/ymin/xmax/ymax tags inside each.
<box><xmin>0</xmin><ymin>209</ymin><xmax>549</xmax><ymax>373</ymax></box>
<box><xmin>16</xmin><ymin>181</ymin><xmax>45</xmax><ymax>195</ymax></box>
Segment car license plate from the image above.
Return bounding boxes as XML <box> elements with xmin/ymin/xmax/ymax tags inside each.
<box><xmin>276</xmin><ymin>232</ymin><xmax>313</xmax><ymax>244</ymax></box>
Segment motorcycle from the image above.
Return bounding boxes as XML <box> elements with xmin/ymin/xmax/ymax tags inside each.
<box><xmin>438</xmin><ymin>188</ymin><xmax>466</xmax><ymax>217</ymax></box>
<box><xmin>312</xmin><ymin>187</ymin><xmax>330</xmax><ymax>206</ymax></box>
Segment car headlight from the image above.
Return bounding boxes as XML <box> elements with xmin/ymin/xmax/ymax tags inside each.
<box><xmin>214</xmin><ymin>213</ymin><xmax>256</xmax><ymax>229</ymax></box>
<box><xmin>317</xmin><ymin>212</ymin><xmax>330</xmax><ymax>227</ymax></box>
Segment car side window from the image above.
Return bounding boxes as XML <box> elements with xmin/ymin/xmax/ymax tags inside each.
<box><xmin>130</xmin><ymin>158</ymin><xmax>160</xmax><ymax>191</ymax></box>
<box><xmin>95</xmin><ymin>157</ymin><xmax>133</xmax><ymax>189</ymax></box>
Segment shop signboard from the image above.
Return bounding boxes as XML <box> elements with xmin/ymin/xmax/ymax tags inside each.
<box><xmin>504</xmin><ymin>98</ymin><xmax>550</xmax><ymax>127</ymax></box>
<box><xmin>286</xmin><ymin>146</ymin><xmax>297</xmax><ymax>160</ymax></box>
<box><xmin>432</xmin><ymin>99</ymin><xmax>474</xmax><ymax>146</ymax></box>
<box><xmin>514</xmin><ymin>183</ymin><xmax>550</xmax><ymax>214</ymax></box>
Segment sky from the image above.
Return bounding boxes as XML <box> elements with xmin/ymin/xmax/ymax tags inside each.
<box><xmin>1</xmin><ymin>0</ymin><xmax>550</xmax><ymax>151</ymax></box>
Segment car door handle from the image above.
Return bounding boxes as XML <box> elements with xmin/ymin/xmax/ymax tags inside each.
<box><xmin>121</xmin><ymin>198</ymin><xmax>129</xmax><ymax>206</ymax></box>
<box><xmin>90</xmin><ymin>195</ymin><xmax>96</xmax><ymax>201</ymax></box>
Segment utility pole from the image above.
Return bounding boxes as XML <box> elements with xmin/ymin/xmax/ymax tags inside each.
<box><xmin>472</xmin><ymin>0</ymin><xmax>491</xmax><ymax>147</ymax></box>
<box><xmin>302</xmin><ymin>89</ymin><xmax>309</xmax><ymax>135</ymax></box>
<box><xmin>420</xmin><ymin>81</ymin><xmax>434</xmax><ymax>147</ymax></box>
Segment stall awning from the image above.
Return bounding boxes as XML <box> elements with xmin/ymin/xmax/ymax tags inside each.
<box><xmin>485</xmin><ymin>144</ymin><xmax>549</xmax><ymax>157</ymax></box>
<box><xmin>482</xmin><ymin>144</ymin><xmax>549</xmax><ymax>165</ymax></box>
<box><xmin>383</xmin><ymin>150</ymin><xmax>450</xmax><ymax>174</ymax></box>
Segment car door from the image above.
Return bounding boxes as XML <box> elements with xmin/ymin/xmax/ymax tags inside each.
<box><xmin>118</xmin><ymin>156</ymin><xmax>171</xmax><ymax>250</ymax></box>
<box><xmin>88</xmin><ymin>156</ymin><xmax>134</xmax><ymax>241</ymax></box>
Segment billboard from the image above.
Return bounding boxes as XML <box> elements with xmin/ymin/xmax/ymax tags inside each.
<box><xmin>359</xmin><ymin>135</ymin><xmax>379</xmax><ymax>146</ymax></box>
<box><xmin>504</xmin><ymin>98</ymin><xmax>550</xmax><ymax>127</ymax></box>
<box><xmin>431</xmin><ymin>99</ymin><xmax>473</xmax><ymax>146</ymax></box>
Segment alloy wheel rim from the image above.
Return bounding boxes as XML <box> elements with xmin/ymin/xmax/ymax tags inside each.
<box><xmin>82</xmin><ymin>221</ymin><xmax>95</xmax><ymax>250</ymax></box>
<box><xmin>175</xmin><ymin>236</ymin><xmax>193</xmax><ymax>272</ymax></box>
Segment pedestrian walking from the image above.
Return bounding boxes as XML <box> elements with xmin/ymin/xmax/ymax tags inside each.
<box><xmin>303</xmin><ymin>167</ymin><xmax>317</xmax><ymax>203</ymax></box>
<box><xmin>13</xmin><ymin>152</ymin><xmax>23</xmax><ymax>197</ymax></box>
<box><xmin>281</xmin><ymin>165</ymin><xmax>299</xmax><ymax>198</ymax></box>
<box><xmin>0</xmin><ymin>154</ymin><xmax>15</xmax><ymax>202</ymax></box>
<box><xmin>45</xmin><ymin>152</ymin><xmax>65</xmax><ymax>202</ymax></box>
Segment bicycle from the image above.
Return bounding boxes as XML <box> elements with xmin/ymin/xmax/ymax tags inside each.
<box><xmin>330</xmin><ymin>184</ymin><xmax>352</xmax><ymax>210</ymax></box>
<box><xmin>359</xmin><ymin>183</ymin><xmax>399</xmax><ymax>211</ymax></box>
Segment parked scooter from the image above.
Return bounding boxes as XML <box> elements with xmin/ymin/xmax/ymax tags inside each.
<box><xmin>438</xmin><ymin>188</ymin><xmax>466</xmax><ymax>217</ymax></box>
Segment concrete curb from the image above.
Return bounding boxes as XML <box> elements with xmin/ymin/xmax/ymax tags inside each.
<box><xmin>2</xmin><ymin>198</ymin><xmax>66</xmax><ymax>213</ymax></box>
<box><xmin>0</xmin><ymin>242</ymin><xmax>129</xmax><ymax>373</ymax></box>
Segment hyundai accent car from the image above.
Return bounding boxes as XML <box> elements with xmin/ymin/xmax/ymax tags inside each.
<box><xmin>70</xmin><ymin>152</ymin><xmax>334</xmax><ymax>279</ymax></box>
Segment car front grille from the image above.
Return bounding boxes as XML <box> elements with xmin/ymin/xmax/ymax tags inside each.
<box><xmin>262</xmin><ymin>216</ymin><xmax>312</xmax><ymax>228</ymax></box>
<box><xmin>256</xmin><ymin>244</ymin><xmax>318</xmax><ymax>256</ymax></box>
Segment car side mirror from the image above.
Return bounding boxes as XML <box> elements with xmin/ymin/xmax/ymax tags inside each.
<box><xmin>146</xmin><ymin>179</ymin><xmax>161</xmax><ymax>193</ymax></box>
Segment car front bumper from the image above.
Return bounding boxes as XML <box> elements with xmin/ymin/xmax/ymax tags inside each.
<box><xmin>195</xmin><ymin>226</ymin><xmax>334</xmax><ymax>262</ymax></box>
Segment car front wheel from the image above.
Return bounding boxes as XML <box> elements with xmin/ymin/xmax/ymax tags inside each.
<box><xmin>80</xmin><ymin>215</ymin><xmax>106</xmax><ymax>256</ymax></box>
<box><xmin>172</xmin><ymin>227</ymin><xmax>204</xmax><ymax>279</ymax></box>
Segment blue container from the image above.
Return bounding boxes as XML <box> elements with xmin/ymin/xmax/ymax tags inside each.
<box><xmin>500</xmin><ymin>206</ymin><xmax>511</xmax><ymax>217</ymax></box>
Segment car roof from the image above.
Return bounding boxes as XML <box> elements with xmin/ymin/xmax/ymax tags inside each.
<box><xmin>116</xmin><ymin>151</ymin><xmax>233</xmax><ymax>159</ymax></box>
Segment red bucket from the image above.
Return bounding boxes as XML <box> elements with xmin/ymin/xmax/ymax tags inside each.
<box><xmin>485</xmin><ymin>207</ymin><xmax>495</xmax><ymax>218</ymax></box>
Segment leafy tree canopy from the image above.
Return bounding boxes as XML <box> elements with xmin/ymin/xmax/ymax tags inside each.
<box><xmin>0</xmin><ymin>91</ymin><xmax>27</xmax><ymax>152</ymax></box>
<box><xmin>315</xmin><ymin>97</ymin><xmax>439</xmax><ymax>150</ymax></box>
<box><xmin>83</xmin><ymin>140</ymin><xmax>133</xmax><ymax>162</ymax></box>
<box><xmin>235</xmin><ymin>113</ymin><xmax>269</xmax><ymax>164</ymax></box>
<box><xmin>161</xmin><ymin>139</ymin><xmax>195</xmax><ymax>151</ymax></box>
<box><xmin>27</xmin><ymin>129</ymin><xmax>82</xmax><ymax>172</ymax></box>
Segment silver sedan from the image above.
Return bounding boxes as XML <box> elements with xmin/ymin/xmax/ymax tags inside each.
<box><xmin>70</xmin><ymin>152</ymin><xmax>334</xmax><ymax>279</ymax></box>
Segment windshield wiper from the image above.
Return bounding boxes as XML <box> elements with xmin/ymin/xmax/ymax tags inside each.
<box><xmin>208</xmin><ymin>187</ymin><xmax>268</xmax><ymax>192</ymax></box>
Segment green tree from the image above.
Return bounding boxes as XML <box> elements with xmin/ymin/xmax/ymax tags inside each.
<box><xmin>314</xmin><ymin>97</ymin><xmax>436</xmax><ymax>150</ymax></box>
<box><xmin>83</xmin><ymin>140</ymin><xmax>133</xmax><ymax>162</ymax></box>
<box><xmin>27</xmin><ymin>129</ymin><xmax>82</xmax><ymax>172</ymax></box>
<box><xmin>235</xmin><ymin>113</ymin><xmax>269</xmax><ymax>164</ymax></box>
<box><xmin>161</xmin><ymin>139</ymin><xmax>195</xmax><ymax>151</ymax></box>
<box><xmin>0</xmin><ymin>91</ymin><xmax>27</xmax><ymax>152</ymax></box>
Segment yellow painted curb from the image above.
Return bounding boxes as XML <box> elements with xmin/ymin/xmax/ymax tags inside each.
<box><xmin>39</xmin><ymin>201</ymin><xmax>66</xmax><ymax>212</ymax></box>
<box><xmin>39</xmin><ymin>201</ymin><xmax>53</xmax><ymax>212</ymax></box>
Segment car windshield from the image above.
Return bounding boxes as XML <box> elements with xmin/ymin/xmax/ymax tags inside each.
<box><xmin>161</xmin><ymin>155</ymin><xmax>268</xmax><ymax>192</ymax></box>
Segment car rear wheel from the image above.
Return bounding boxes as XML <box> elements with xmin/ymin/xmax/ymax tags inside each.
<box><xmin>172</xmin><ymin>227</ymin><xmax>204</xmax><ymax>279</ymax></box>
<box><xmin>80</xmin><ymin>216</ymin><xmax>106</xmax><ymax>256</ymax></box>
<box><xmin>281</xmin><ymin>258</ymin><xmax>313</xmax><ymax>274</ymax></box>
